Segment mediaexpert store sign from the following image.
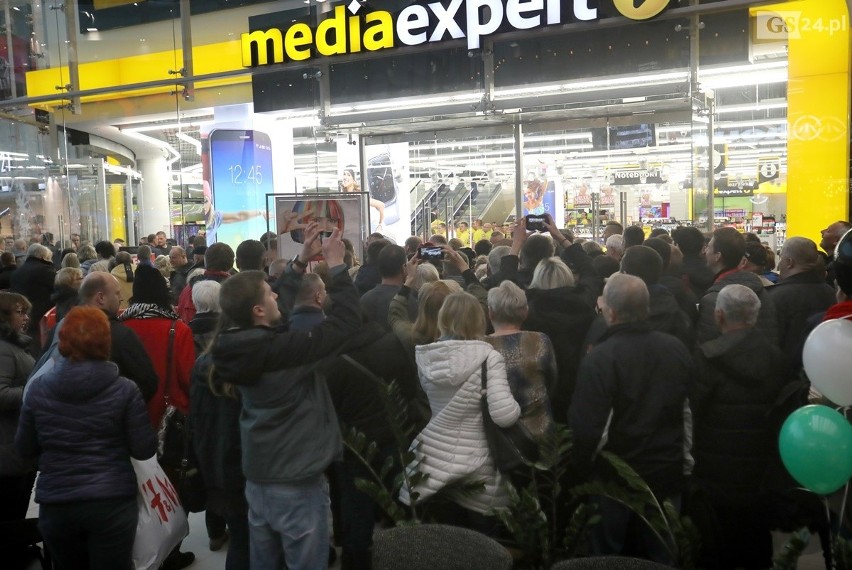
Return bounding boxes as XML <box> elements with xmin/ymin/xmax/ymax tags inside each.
<box><xmin>241</xmin><ymin>0</ymin><xmax>673</xmax><ymax>67</ymax></box>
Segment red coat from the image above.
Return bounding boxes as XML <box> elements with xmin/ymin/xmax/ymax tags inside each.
<box><xmin>121</xmin><ymin>317</ymin><xmax>196</xmax><ymax>427</ymax></box>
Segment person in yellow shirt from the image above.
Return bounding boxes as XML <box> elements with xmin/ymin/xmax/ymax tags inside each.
<box><xmin>430</xmin><ymin>218</ymin><xmax>446</xmax><ymax>236</ymax></box>
<box><xmin>455</xmin><ymin>221</ymin><xmax>471</xmax><ymax>246</ymax></box>
<box><xmin>483</xmin><ymin>222</ymin><xmax>494</xmax><ymax>241</ymax></box>
<box><xmin>472</xmin><ymin>219</ymin><xmax>486</xmax><ymax>245</ymax></box>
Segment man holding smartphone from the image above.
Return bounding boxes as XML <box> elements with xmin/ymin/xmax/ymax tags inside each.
<box><xmin>208</xmin><ymin>224</ymin><xmax>361</xmax><ymax>569</ymax></box>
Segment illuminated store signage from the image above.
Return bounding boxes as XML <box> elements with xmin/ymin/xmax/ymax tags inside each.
<box><xmin>612</xmin><ymin>168</ymin><xmax>666</xmax><ymax>185</ymax></box>
<box><xmin>241</xmin><ymin>0</ymin><xmax>672</xmax><ymax>67</ymax></box>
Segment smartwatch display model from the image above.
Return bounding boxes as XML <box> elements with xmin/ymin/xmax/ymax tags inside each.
<box><xmin>367</xmin><ymin>151</ymin><xmax>400</xmax><ymax>226</ymax></box>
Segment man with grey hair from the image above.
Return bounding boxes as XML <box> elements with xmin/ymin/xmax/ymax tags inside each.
<box><xmin>691</xmin><ymin>283</ymin><xmax>791</xmax><ymax>569</ymax></box>
<box><xmin>570</xmin><ymin>273</ymin><xmax>691</xmax><ymax>563</ymax></box>
<box><xmin>190</xmin><ymin>279</ymin><xmax>222</xmax><ymax>355</ymax></box>
<box><xmin>604</xmin><ymin>234</ymin><xmax>624</xmax><ymax>262</ymax></box>
<box><xmin>481</xmin><ymin>245</ymin><xmax>511</xmax><ymax>288</ymax></box>
<box><xmin>768</xmin><ymin>236</ymin><xmax>836</xmax><ymax>368</ymax></box>
<box><xmin>12</xmin><ymin>238</ymin><xmax>28</xmax><ymax>264</ymax></box>
<box><xmin>715</xmin><ymin>283</ymin><xmax>761</xmax><ymax>328</ymax></box>
<box><xmin>10</xmin><ymin>243</ymin><xmax>56</xmax><ymax>353</ymax></box>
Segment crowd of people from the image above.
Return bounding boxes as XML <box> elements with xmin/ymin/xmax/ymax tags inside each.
<box><xmin>0</xmin><ymin>215</ymin><xmax>850</xmax><ymax>570</ymax></box>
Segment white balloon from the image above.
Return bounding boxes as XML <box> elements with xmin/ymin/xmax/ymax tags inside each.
<box><xmin>803</xmin><ymin>319</ymin><xmax>852</xmax><ymax>407</ymax></box>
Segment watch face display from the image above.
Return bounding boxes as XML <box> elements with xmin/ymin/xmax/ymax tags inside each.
<box><xmin>367</xmin><ymin>152</ymin><xmax>397</xmax><ymax>205</ymax></box>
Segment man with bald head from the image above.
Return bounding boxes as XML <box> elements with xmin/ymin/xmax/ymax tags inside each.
<box><xmin>819</xmin><ymin>220</ymin><xmax>852</xmax><ymax>285</ymax></box>
<box><xmin>769</xmin><ymin>236</ymin><xmax>836</xmax><ymax>368</ymax></box>
<box><xmin>34</xmin><ymin>272</ymin><xmax>157</xmax><ymax>401</ymax></box>
<box><xmin>570</xmin><ymin>273</ymin><xmax>692</xmax><ymax>563</ymax></box>
<box><xmin>819</xmin><ymin>220</ymin><xmax>852</xmax><ymax>260</ymax></box>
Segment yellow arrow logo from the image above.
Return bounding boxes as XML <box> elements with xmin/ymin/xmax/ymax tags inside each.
<box><xmin>613</xmin><ymin>0</ymin><xmax>671</xmax><ymax>20</ymax></box>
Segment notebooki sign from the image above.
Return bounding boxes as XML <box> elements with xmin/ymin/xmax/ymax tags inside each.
<box><xmin>241</xmin><ymin>0</ymin><xmax>672</xmax><ymax>67</ymax></box>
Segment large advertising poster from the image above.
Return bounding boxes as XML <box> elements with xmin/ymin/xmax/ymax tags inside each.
<box><xmin>337</xmin><ymin>141</ymin><xmax>410</xmax><ymax>245</ymax></box>
<box><xmin>201</xmin><ymin>105</ymin><xmax>295</xmax><ymax>249</ymax></box>
<box><xmin>204</xmin><ymin>129</ymin><xmax>273</xmax><ymax>247</ymax></box>
<box><xmin>275</xmin><ymin>194</ymin><xmax>365</xmax><ymax>263</ymax></box>
<box><xmin>523</xmin><ymin>159</ymin><xmax>564</xmax><ymax>225</ymax></box>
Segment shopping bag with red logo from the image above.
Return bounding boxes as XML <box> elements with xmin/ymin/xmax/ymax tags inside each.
<box><xmin>131</xmin><ymin>455</ymin><xmax>189</xmax><ymax>570</ymax></box>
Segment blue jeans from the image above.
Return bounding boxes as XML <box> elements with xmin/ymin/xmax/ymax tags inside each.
<box><xmin>245</xmin><ymin>477</ymin><xmax>330</xmax><ymax>570</ymax></box>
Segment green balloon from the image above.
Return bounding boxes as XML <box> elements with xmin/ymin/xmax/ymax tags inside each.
<box><xmin>779</xmin><ymin>405</ymin><xmax>852</xmax><ymax>495</ymax></box>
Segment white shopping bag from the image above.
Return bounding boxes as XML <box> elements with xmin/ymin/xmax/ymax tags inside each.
<box><xmin>131</xmin><ymin>456</ymin><xmax>189</xmax><ymax>570</ymax></box>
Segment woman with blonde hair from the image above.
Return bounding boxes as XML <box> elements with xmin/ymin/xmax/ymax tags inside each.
<box><xmin>486</xmin><ymin>280</ymin><xmax>555</xmax><ymax>447</ymax></box>
<box><xmin>390</xmin><ymin>247</ymin><xmax>487</xmax><ymax>350</ymax></box>
<box><xmin>399</xmin><ymin>291</ymin><xmax>520</xmax><ymax>535</ymax></box>
<box><xmin>60</xmin><ymin>252</ymin><xmax>80</xmax><ymax>269</ymax></box>
<box><xmin>390</xmin><ymin>279</ymin><xmax>460</xmax><ymax>349</ymax></box>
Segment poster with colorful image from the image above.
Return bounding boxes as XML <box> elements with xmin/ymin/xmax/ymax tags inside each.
<box><xmin>523</xmin><ymin>177</ymin><xmax>556</xmax><ymax>217</ymax></box>
<box><xmin>337</xmin><ymin>141</ymin><xmax>410</xmax><ymax>244</ymax></box>
<box><xmin>523</xmin><ymin>158</ymin><xmax>564</xmax><ymax>226</ymax></box>
<box><xmin>275</xmin><ymin>194</ymin><xmax>365</xmax><ymax>263</ymax></box>
<box><xmin>573</xmin><ymin>183</ymin><xmax>592</xmax><ymax>208</ymax></box>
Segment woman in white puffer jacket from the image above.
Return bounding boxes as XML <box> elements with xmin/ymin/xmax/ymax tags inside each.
<box><xmin>399</xmin><ymin>291</ymin><xmax>520</xmax><ymax>532</ymax></box>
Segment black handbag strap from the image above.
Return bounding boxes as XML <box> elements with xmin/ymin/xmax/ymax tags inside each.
<box><xmin>163</xmin><ymin>320</ymin><xmax>177</xmax><ymax>406</ymax></box>
<box><xmin>479</xmin><ymin>357</ymin><xmax>490</xmax><ymax>416</ymax></box>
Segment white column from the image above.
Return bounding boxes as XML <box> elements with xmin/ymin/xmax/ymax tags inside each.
<box><xmin>137</xmin><ymin>157</ymin><xmax>171</xmax><ymax>237</ymax></box>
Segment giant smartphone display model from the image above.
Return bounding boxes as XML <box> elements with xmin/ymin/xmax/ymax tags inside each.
<box><xmin>366</xmin><ymin>152</ymin><xmax>400</xmax><ymax>226</ymax></box>
<box><xmin>207</xmin><ymin>129</ymin><xmax>274</xmax><ymax>247</ymax></box>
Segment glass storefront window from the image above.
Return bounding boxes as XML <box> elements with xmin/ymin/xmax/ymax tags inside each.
<box><xmin>0</xmin><ymin>0</ymin><xmax>844</xmax><ymax>254</ymax></box>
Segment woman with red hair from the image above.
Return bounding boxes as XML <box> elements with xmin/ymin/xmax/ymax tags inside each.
<box><xmin>16</xmin><ymin>306</ymin><xmax>157</xmax><ymax>569</ymax></box>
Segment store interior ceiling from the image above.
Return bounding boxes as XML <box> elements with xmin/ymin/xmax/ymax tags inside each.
<box><xmin>65</xmin><ymin>55</ymin><xmax>789</xmax><ymax>195</ymax></box>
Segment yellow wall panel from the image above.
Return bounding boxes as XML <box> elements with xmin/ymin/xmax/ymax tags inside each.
<box><xmin>26</xmin><ymin>40</ymin><xmax>247</xmax><ymax>107</ymax></box>
<box><xmin>777</xmin><ymin>0</ymin><xmax>851</xmax><ymax>242</ymax></box>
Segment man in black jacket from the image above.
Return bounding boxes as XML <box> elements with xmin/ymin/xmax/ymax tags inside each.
<box><xmin>673</xmin><ymin>226</ymin><xmax>715</xmax><ymax>298</ymax></box>
<box><xmin>210</xmin><ymin>223</ymin><xmax>361</xmax><ymax>569</ymax></box>
<box><xmin>697</xmin><ymin>227</ymin><xmax>778</xmax><ymax>346</ymax></box>
<box><xmin>692</xmin><ymin>284</ymin><xmax>791</xmax><ymax>569</ymax></box>
<box><xmin>10</xmin><ymin>244</ymin><xmax>56</xmax><ymax>355</ymax></box>
<box><xmin>168</xmin><ymin>246</ymin><xmax>191</xmax><ymax>304</ymax></box>
<box><xmin>33</xmin><ymin>272</ymin><xmax>157</xmax><ymax>402</ymax></box>
<box><xmin>768</xmin><ymin>237</ymin><xmax>837</xmax><ymax>369</ymax></box>
<box><xmin>570</xmin><ymin>273</ymin><xmax>692</xmax><ymax>564</ymax></box>
<box><xmin>819</xmin><ymin>220</ymin><xmax>852</xmax><ymax>286</ymax></box>
<box><xmin>585</xmin><ymin>246</ymin><xmax>694</xmax><ymax>349</ymax></box>
<box><xmin>0</xmin><ymin>251</ymin><xmax>16</xmax><ymax>290</ymax></box>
